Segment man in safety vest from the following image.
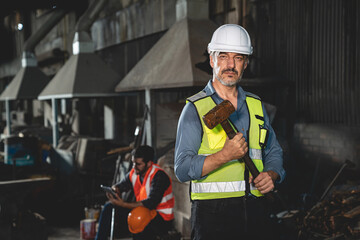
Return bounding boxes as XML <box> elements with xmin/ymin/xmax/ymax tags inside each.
<box><xmin>96</xmin><ymin>145</ymin><xmax>174</xmax><ymax>240</ymax></box>
<box><xmin>174</xmin><ymin>24</ymin><xmax>285</xmax><ymax>239</ymax></box>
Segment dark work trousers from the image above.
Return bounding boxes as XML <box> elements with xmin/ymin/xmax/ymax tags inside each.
<box><xmin>191</xmin><ymin>196</ymin><xmax>277</xmax><ymax>240</ymax></box>
<box><xmin>96</xmin><ymin>202</ymin><xmax>173</xmax><ymax>240</ymax></box>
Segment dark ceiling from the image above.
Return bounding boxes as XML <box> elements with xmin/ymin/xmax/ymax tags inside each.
<box><xmin>0</xmin><ymin>0</ymin><xmax>88</xmax><ymax>64</ymax></box>
<box><xmin>0</xmin><ymin>0</ymin><xmax>87</xmax><ymax>19</ymax></box>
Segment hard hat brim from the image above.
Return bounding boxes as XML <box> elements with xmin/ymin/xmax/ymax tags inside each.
<box><xmin>208</xmin><ymin>43</ymin><xmax>253</xmax><ymax>55</ymax></box>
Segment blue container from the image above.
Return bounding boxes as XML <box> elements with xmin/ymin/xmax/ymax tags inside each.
<box><xmin>4</xmin><ymin>136</ymin><xmax>38</xmax><ymax>166</ymax></box>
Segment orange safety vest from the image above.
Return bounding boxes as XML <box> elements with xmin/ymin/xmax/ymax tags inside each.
<box><xmin>129</xmin><ymin>163</ymin><xmax>174</xmax><ymax>221</ymax></box>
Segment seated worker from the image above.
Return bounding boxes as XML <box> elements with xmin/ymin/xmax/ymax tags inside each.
<box><xmin>95</xmin><ymin>145</ymin><xmax>175</xmax><ymax>240</ymax></box>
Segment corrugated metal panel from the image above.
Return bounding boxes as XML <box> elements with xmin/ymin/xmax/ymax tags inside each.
<box><xmin>256</xmin><ymin>0</ymin><xmax>359</xmax><ymax>126</ymax></box>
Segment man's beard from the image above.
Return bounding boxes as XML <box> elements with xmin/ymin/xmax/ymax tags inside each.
<box><xmin>214</xmin><ymin>68</ymin><xmax>243</xmax><ymax>87</ymax></box>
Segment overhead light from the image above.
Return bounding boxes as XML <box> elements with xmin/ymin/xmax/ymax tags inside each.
<box><xmin>15</xmin><ymin>11</ymin><xmax>23</xmax><ymax>31</ymax></box>
<box><xmin>17</xmin><ymin>23</ymin><xmax>23</xmax><ymax>31</ymax></box>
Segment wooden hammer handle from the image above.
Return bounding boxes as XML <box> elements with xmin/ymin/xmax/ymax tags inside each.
<box><xmin>220</xmin><ymin>120</ymin><xmax>275</xmax><ymax>201</ymax></box>
<box><xmin>220</xmin><ymin>120</ymin><xmax>236</xmax><ymax>139</ymax></box>
<box><xmin>220</xmin><ymin>120</ymin><xmax>260</xmax><ymax>178</ymax></box>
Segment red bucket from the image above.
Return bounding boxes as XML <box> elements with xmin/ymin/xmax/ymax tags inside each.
<box><xmin>80</xmin><ymin>219</ymin><xmax>97</xmax><ymax>240</ymax></box>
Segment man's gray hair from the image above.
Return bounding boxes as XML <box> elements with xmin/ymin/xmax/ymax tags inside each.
<box><xmin>209</xmin><ymin>51</ymin><xmax>250</xmax><ymax>64</ymax></box>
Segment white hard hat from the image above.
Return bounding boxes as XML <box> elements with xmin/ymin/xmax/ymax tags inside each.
<box><xmin>208</xmin><ymin>24</ymin><xmax>253</xmax><ymax>55</ymax></box>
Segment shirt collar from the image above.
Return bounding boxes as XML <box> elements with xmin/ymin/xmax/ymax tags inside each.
<box><xmin>203</xmin><ymin>79</ymin><xmax>247</xmax><ymax>109</ymax></box>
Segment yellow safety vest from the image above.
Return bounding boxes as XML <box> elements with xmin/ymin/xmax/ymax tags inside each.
<box><xmin>187</xmin><ymin>91</ymin><xmax>268</xmax><ymax>200</ymax></box>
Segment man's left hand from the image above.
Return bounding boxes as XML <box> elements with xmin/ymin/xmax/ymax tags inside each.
<box><xmin>250</xmin><ymin>171</ymin><xmax>278</xmax><ymax>194</ymax></box>
<box><xmin>107</xmin><ymin>192</ymin><xmax>125</xmax><ymax>207</ymax></box>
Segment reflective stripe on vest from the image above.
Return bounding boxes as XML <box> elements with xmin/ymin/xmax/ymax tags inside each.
<box><xmin>129</xmin><ymin>163</ymin><xmax>174</xmax><ymax>220</ymax></box>
<box><xmin>187</xmin><ymin>92</ymin><xmax>266</xmax><ymax>200</ymax></box>
<box><xmin>192</xmin><ymin>180</ymin><xmax>258</xmax><ymax>193</ymax></box>
<box><xmin>249</xmin><ymin>148</ymin><xmax>262</xmax><ymax>160</ymax></box>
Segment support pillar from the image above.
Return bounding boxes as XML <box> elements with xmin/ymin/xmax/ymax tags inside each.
<box><xmin>52</xmin><ymin>98</ymin><xmax>59</xmax><ymax>147</ymax></box>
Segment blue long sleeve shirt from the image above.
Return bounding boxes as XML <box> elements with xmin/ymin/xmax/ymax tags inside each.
<box><xmin>174</xmin><ymin>80</ymin><xmax>285</xmax><ymax>183</ymax></box>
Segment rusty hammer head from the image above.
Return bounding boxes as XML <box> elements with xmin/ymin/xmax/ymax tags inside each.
<box><xmin>202</xmin><ymin>100</ymin><xmax>235</xmax><ymax>129</ymax></box>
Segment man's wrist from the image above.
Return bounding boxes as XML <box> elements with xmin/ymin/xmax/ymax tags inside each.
<box><xmin>267</xmin><ymin>170</ymin><xmax>279</xmax><ymax>182</ymax></box>
<box><xmin>214</xmin><ymin>150</ymin><xmax>229</xmax><ymax>164</ymax></box>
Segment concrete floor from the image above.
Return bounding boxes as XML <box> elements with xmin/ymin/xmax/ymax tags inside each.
<box><xmin>47</xmin><ymin>226</ymin><xmax>133</xmax><ymax>240</ymax></box>
<box><xmin>47</xmin><ymin>226</ymin><xmax>79</xmax><ymax>240</ymax></box>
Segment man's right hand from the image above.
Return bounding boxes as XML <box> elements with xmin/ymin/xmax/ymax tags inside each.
<box><xmin>201</xmin><ymin>132</ymin><xmax>248</xmax><ymax>177</ymax></box>
<box><xmin>221</xmin><ymin>132</ymin><xmax>248</xmax><ymax>161</ymax></box>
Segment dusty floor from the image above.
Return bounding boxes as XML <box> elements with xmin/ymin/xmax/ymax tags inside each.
<box><xmin>47</xmin><ymin>226</ymin><xmax>79</xmax><ymax>240</ymax></box>
<box><xmin>47</xmin><ymin>225</ymin><xmax>133</xmax><ymax>240</ymax></box>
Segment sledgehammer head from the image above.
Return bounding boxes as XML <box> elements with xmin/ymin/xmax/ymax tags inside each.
<box><xmin>202</xmin><ymin>100</ymin><xmax>235</xmax><ymax>129</ymax></box>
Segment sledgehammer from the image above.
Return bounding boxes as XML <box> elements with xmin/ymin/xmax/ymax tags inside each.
<box><xmin>202</xmin><ymin>100</ymin><xmax>261</xmax><ymax>178</ymax></box>
<box><xmin>203</xmin><ymin>100</ymin><xmax>277</xmax><ymax>200</ymax></box>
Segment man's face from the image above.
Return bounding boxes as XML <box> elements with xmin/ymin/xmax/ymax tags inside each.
<box><xmin>132</xmin><ymin>157</ymin><xmax>150</xmax><ymax>176</ymax></box>
<box><xmin>210</xmin><ymin>52</ymin><xmax>248</xmax><ymax>87</ymax></box>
